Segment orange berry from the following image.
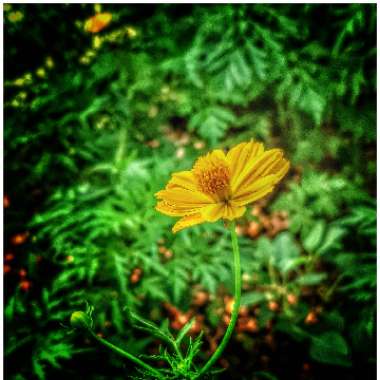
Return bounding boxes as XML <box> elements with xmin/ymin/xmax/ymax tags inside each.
<box><xmin>238</xmin><ymin>305</ymin><xmax>250</xmax><ymax>317</ymax></box>
<box><xmin>19</xmin><ymin>268</ymin><xmax>27</xmax><ymax>277</ymax></box>
<box><xmin>287</xmin><ymin>293</ymin><xmax>298</xmax><ymax>305</ymax></box>
<box><xmin>130</xmin><ymin>268</ymin><xmax>142</xmax><ymax>284</ymax></box>
<box><xmin>19</xmin><ymin>280</ymin><xmax>31</xmax><ymax>291</ymax></box>
<box><xmin>11</xmin><ymin>232</ymin><xmax>29</xmax><ymax>245</ymax></box>
<box><xmin>251</xmin><ymin>205</ymin><xmax>262</xmax><ymax>217</ymax></box>
<box><xmin>246</xmin><ymin>221</ymin><xmax>261</xmax><ymax>238</ymax></box>
<box><xmin>66</xmin><ymin>255</ymin><xmax>74</xmax><ymax>263</ymax></box>
<box><xmin>170</xmin><ymin>320</ymin><xmax>182</xmax><ymax>330</ymax></box>
<box><xmin>5</xmin><ymin>253</ymin><xmax>15</xmax><ymax>262</ymax></box>
<box><xmin>237</xmin><ymin>317</ymin><xmax>259</xmax><ymax>333</ymax></box>
<box><xmin>158</xmin><ymin>246</ymin><xmax>167</xmax><ymax>254</ymax></box>
<box><xmin>177</xmin><ymin>313</ymin><xmax>189</xmax><ymax>325</ymax></box>
<box><xmin>193</xmin><ymin>291</ymin><xmax>209</xmax><ymax>307</ymax></box>
<box><xmin>194</xmin><ymin>141</ymin><xmax>205</xmax><ymax>150</ymax></box>
<box><xmin>225</xmin><ymin>297</ymin><xmax>234</xmax><ymax>314</ymax></box>
<box><xmin>4</xmin><ymin>264</ymin><xmax>11</xmax><ymax>274</ymax></box>
<box><xmin>130</xmin><ymin>273</ymin><xmax>140</xmax><ymax>284</ymax></box>
<box><xmin>189</xmin><ymin>315</ymin><xmax>204</xmax><ymax>334</ymax></box>
<box><xmin>268</xmin><ymin>301</ymin><xmax>279</xmax><ymax>312</ymax></box>
<box><xmin>223</xmin><ymin>314</ymin><xmax>231</xmax><ymax>325</ymax></box>
<box><xmin>4</xmin><ymin>195</ymin><xmax>10</xmax><ymax>208</ymax></box>
<box><xmin>164</xmin><ymin>249</ymin><xmax>173</xmax><ymax>259</ymax></box>
<box><xmin>245</xmin><ymin>318</ymin><xmax>259</xmax><ymax>333</ymax></box>
<box><xmin>305</xmin><ymin>311</ymin><xmax>318</xmax><ymax>325</ymax></box>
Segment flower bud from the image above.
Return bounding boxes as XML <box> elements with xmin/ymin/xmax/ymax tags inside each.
<box><xmin>70</xmin><ymin>311</ymin><xmax>92</xmax><ymax>330</ymax></box>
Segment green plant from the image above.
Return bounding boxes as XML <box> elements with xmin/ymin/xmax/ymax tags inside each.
<box><xmin>69</xmin><ymin>222</ymin><xmax>243</xmax><ymax>380</ymax></box>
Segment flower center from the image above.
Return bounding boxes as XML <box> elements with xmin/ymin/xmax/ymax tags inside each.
<box><xmin>193</xmin><ymin>155</ymin><xmax>230</xmax><ymax>195</ymax></box>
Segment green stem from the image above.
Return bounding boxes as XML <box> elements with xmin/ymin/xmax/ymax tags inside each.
<box><xmin>172</xmin><ymin>341</ymin><xmax>184</xmax><ymax>361</ymax></box>
<box><xmin>89</xmin><ymin>330</ymin><xmax>164</xmax><ymax>379</ymax></box>
<box><xmin>195</xmin><ymin>221</ymin><xmax>242</xmax><ymax>379</ymax></box>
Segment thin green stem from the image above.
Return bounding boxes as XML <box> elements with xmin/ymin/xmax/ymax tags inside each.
<box><xmin>172</xmin><ymin>341</ymin><xmax>184</xmax><ymax>361</ymax></box>
<box><xmin>88</xmin><ymin>330</ymin><xmax>164</xmax><ymax>379</ymax></box>
<box><xmin>195</xmin><ymin>221</ymin><xmax>241</xmax><ymax>379</ymax></box>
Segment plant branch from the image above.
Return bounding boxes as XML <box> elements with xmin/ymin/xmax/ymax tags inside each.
<box><xmin>88</xmin><ymin>330</ymin><xmax>164</xmax><ymax>379</ymax></box>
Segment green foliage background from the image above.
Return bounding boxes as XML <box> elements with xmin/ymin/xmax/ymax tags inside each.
<box><xmin>4</xmin><ymin>4</ymin><xmax>376</xmax><ymax>380</ymax></box>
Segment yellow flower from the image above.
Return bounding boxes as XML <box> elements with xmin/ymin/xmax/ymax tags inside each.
<box><xmin>45</xmin><ymin>56</ymin><xmax>55</xmax><ymax>69</ymax></box>
<box><xmin>92</xmin><ymin>35</ymin><xmax>103</xmax><ymax>49</ymax></box>
<box><xmin>36</xmin><ymin>67</ymin><xmax>46</xmax><ymax>78</ymax></box>
<box><xmin>8</xmin><ymin>11</ymin><xmax>23</xmax><ymax>23</ymax></box>
<box><xmin>155</xmin><ymin>140</ymin><xmax>290</xmax><ymax>233</ymax></box>
<box><xmin>126</xmin><ymin>26</ymin><xmax>138</xmax><ymax>38</ymax></box>
<box><xmin>84</xmin><ymin>12</ymin><xmax>112</xmax><ymax>34</ymax></box>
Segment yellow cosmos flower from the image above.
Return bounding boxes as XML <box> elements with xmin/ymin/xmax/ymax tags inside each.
<box><xmin>155</xmin><ymin>140</ymin><xmax>290</xmax><ymax>233</ymax></box>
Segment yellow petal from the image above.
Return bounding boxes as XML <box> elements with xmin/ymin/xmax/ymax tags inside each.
<box><xmin>223</xmin><ymin>204</ymin><xmax>246</xmax><ymax>220</ymax></box>
<box><xmin>231</xmin><ymin>149</ymin><xmax>283</xmax><ymax>192</ymax></box>
<box><xmin>227</xmin><ymin>140</ymin><xmax>264</xmax><ymax>182</ymax></box>
<box><xmin>271</xmin><ymin>159</ymin><xmax>290</xmax><ymax>182</ymax></box>
<box><xmin>155</xmin><ymin>201</ymin><xmax>202</xmax><ymax>217</ymax></box>
<box><xmin>167</xmin><ymin>171</ymin><xmax>198</xmax><ymax>192</ymax></box>
<box><xmin>231</xmin><ymin>186</ymin><xmax>274</xmax><ymax>207</ymax></box>
<box><xmin>201</xmin><ymin>203</ymin><xmax>225</xmax><ymax>222</ymax></box>
<box><xmin>201</xmin><ymin>202</ymin><xmax>246</xmax><ymax>221</ymax></box>
<box><xmin>155</xmin><ymin>188</ymin><xmax>214</xmax><ymax>205</ymax></box>
<box><xmin>233</xmin><ymin>175</ymin><xmax>278</xmax><ymax>200</ymax></box>
<box><xmin>172</xmin><ymin>213</ymin><xmax>204</xmax><ymax>233</ymax></box>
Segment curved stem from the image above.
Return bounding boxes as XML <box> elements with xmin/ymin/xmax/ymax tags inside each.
<box><xmin>88</xmin><ymin>330</ymin><xmax>164</xmax><ymax>379</ymax></box>
<box><xmin>195</xmin><ymin>221</ymin><xmax>241</xmax><ymax>379</ymax></box>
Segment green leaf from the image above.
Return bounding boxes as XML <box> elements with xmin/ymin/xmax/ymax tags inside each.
<box><xmin>296</xmin><ymin>273</ymin><xmax>327</xmax><ymax>286</ymax></box>
<box><xmin>316</xmin><ymin>226</ymin><xmax>345</xmax><ymax>255</ymax></box>
<box><xmin>303</xmin><ymin>221</ymin><xmax>326</xmax><ymax>252</ymax></box>
<box><xmin>310</xmin><ymin>332</ymin><xmax>351</xmax><ymax>367</ymax></box>
<box><xmin>241</xmin><ymin>291</ymin><xmax>267</xmax><ymax>306</ymax></box>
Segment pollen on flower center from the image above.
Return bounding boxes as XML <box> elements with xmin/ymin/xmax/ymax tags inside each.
<box><xmin>193</xmin><ymin>155</ymin><xmax>230</xmax><ymax>195</ymax></box>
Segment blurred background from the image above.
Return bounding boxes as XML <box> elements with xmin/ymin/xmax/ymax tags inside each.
<box><xmin>4</xmin><ymin>4</ymin><xmax>376</xmax><ymax>380</ymax></box>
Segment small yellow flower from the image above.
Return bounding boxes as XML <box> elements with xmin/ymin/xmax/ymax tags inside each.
<box><xmin>92</xmin><ymin>35</ymin><xmax>103</xmax><ymax>49</ymax></box>
<box><xmin>36</xmin><ymin>67</ymin><xmax>46</xmax><ymax>78</ymax></box>
<box><xmin>13</xmin><ymin>77</ymin><xmax>25</xmax><ymax>87</ymax></box>
<box><xmin>8</xmin><ymin>11</ymin><xmax>23</xmax><ymax>23</ymax></box>
<box><xmin>45</xmin><ymin>56</ymin><xmax>54</xmax><ymax>69</ymax></box>
<box><xmin>126</xmin><ymin>26</ymin><xmax>137</xmax><ymax>38</ymax></box>
<box><xmin>155</xmin><ymin>140</ymin><xmax>290</xmax><ymax>233</ymax></box>
<box><xmin>84</xmin><ymin>12</ymin><xmax>112</xmax><ymax>34</ymax></box>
